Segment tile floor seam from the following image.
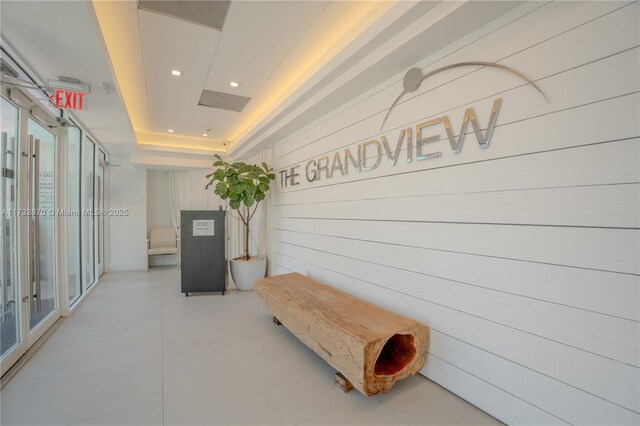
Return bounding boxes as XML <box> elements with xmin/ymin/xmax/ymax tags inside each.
<box><xmin>73</xmin><ymin>300</ymin><xmax>162</xmax><ymax>313</ymax></box>
<box><xmin>78</xmin><ymin>302</ymin><xmax>163</xmax><ymax>313</ymax></box>
<box><xmin>64</xmin><ymin>401</ymin><xmax>162</xmax><ymax>426</ymax></box>
<box><xmin>160</xmin><ymin>336</ymin><xmax>282</xmax><ymax>357</ymax></box>
<box><xmin>161</xmin><ymin>352</ymin><xmax>318</xmax><ymax>401</ymax></box>
<box><xmin>377</xmin><ymin>399</ymin><xmax>412</xmax><ymax>426</ymax></box>
<box><xmin>161</xmin><ymin>358</ymin><xmax>313</xmax><ymax>403</ymax></box>
<box><xmin>43</xmin><ymin>329</ymin><xmax>162</xmax><ymax>352</ymax></box>
<box><xmin>22</xmin><ymin>331</ymin><xmax>162</xmax><ymax>358</ymax></box>
<box><xmin>3</xmin><ymin>355</ymin><xmax>163</xmax><ymax>391</ymax></box>
<box><xmin>293</xmin><ymin>397</ymin><xmax>393</xmax><ymax>425</ymax></box>
<box><xmin>160</xmin><ymin>329</ymin><xmax>303</xmax><ymax>361</ymax></box>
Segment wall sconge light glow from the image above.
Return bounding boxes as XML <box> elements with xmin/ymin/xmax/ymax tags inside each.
<box><xmin>171</xmin><ymin>69</ymin><xmax>182</xmax><ymax>76</ymax></box>
<box><xmin>229</xmin><ymin>81</ymin><xmax>239</xmax><ymax>87</ymax></box>
<box><xmin>202</xmin><ymin>133</ymin><xmax>208</xmax><ymax>137</ymax></box>
<box><xmin>168</xmin><ymin>129</ymin><xmax>174</xmax><ymax>133</ymax></box>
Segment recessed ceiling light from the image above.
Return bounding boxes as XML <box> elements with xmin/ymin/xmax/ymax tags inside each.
<box><xmin>202</xmin><ymin>133</ymin><xmax>208</xmax><ymax>137</ymax></box>
<box><xmin>229</xmin><ymin>81</ymin><xmax>239</xmax><ymax>87</ymax></box>
<box><xmin>168</xmin><ymin>129</ymin><xmax>174</xmax><ymax>133</ymax></box>
<box><xmin>171</xmin><ymin>70</ymin><xmax>182</xmax><ymax>76</ymax></box>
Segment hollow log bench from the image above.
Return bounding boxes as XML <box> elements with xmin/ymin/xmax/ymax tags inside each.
<box><xmin>254</xmin><ymin>273</ymin><xmax>429</xmax><ymax>396</ymax></box>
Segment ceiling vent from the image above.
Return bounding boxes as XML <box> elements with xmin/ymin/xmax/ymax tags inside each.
<box><xmin>198</xmin><ymin>90</ymin><xmax>251</xmax><ymax>113</ymax></box>
<box><xmin>138</xmin><ymin>1</ymin><xmax>231</xmax><ymax>31</ymax></box>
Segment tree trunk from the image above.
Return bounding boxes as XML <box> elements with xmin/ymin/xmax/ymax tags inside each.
<box><xmin>244</xmin><ymin>206</ymin><xmax>250</xmax><ymax>260</ymax></box>
<box><xmin>254</xmin><ymin>273</ymin><xmax>429</xmax><ymax>396</ymax></box>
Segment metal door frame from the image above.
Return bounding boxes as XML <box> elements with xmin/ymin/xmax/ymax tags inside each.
<box><xmin>21</xmin><ymin>114</ymin><xmax>60</xmax><ymax>349</ymax></box>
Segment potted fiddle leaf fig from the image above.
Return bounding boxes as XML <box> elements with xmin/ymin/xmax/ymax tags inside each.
<box><xmin>206</xmin><ymin>154</ymin><xmax>275</xmax><ymax>290</ymax></box>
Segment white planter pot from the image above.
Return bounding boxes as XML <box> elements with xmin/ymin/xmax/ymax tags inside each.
<box><xmin>230</xmin><ymin>257</ymin><xmax>267</xmax><ymax>291</ymax></box>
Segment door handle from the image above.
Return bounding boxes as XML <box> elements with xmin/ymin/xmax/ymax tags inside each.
<box><xmin>27</xmin><ymin>135</ymin><xmax>35</xmax><ymax>314</ymax></box>
<box><xmin>33</xmin><ymin>138</ymin><xmax>41</xmax><ymax>313</ymax></box>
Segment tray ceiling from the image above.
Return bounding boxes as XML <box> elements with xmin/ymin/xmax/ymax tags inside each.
<box><xmin>92</xmin><ymin>0</ymin><xmax>378</xmax><ymax>151</ymax></box>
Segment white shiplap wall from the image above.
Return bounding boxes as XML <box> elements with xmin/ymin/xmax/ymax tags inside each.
<box><xmin>269</xmin><ymin>1</ymin><xmax>640</xmax><ymax>424</ymax></box>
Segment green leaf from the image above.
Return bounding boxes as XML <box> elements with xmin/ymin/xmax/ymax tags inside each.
<box><xmin>206</xmin><ymin>157</ymin><xmax>274</xmax><ymax>213</ymax></box>
<box><xmin>215</xmin><ymin>182</ymin><xmax>228</xmax><ymax>196</ymax></box>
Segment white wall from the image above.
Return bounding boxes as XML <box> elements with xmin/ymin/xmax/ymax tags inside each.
<box><xmin>107</xmin><ymin>154</ymin><xmax>148</xmax><ymax>271</ymax></box>
<box><xmin>147</xmin><ymin>169</ymin><xmax>172</xmax><ymax>230</ymax></box>
<box><xmin>270</xmin><ymin>2</ymin><xmax>639</xmax><ymax>425</ymax></box>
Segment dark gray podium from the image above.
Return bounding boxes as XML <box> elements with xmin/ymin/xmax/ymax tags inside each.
<box><xmin>180</xmin><ymin>210</ymin><xmax>227</xmax><ymax>296</ymax></box>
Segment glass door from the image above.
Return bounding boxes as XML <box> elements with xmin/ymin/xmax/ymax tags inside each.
<box><xmin>1</xmin><ymin>100</ymin><xmax>61</xmax><ymax>375</ymax></box>
<box><xmin>81</xmin><ymin>137</ymin><xmax>95</xmax><ymax>288</ymax></box>
<box><xmin>67</xmin><ymin>127</ymin><xmax>82</xmax><ymax>305</ymax></box>
<box><xmin>1</xmin><ymin>96</ymin><xmax>23</xmax><ymax>374</ymax></box>
<box><xmin>26</xmin><ymin>118</ymin><xmax>57</xmax><ymax>332</ymax></box>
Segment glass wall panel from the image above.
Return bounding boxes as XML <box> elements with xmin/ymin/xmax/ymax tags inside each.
<box><xmin>82</xmin><ymin>137</ymin><xmax>95</xmax><ymax>287</ymax></box>
<box><xmin>1</xmin><ymin>97</ymin><xmax>19</xmax><ymax>357</ymax></box>
<box><xmin>27</xmin><ymin>118</ymin><xmax>57</xmax><ymax>330</ymax></box>
<box><xmin>67</xmin><ymin>127</ymin><xmax>81</xmax><ymax>305</ymax></box>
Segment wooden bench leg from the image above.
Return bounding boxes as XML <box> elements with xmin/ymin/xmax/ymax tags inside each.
<box><xmin>272</xmin><ymin>316</ymin><xmax>282</xmax><ymax>325</ymax></box>
<box><xmin>335</xmin><ymin>372</ymin><xmax>353</xmax><ymax>393</ymax></box>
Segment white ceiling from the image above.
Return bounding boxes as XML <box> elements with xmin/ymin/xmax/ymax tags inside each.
<box><xmin>191</xmin><ymin>0</ymin><xmax>328</xmax><ymax>140</ymax></box>
<box><xmin>138</xmin><ymin>8</ymin><xmax>221</xmax><ymax>137</ymax></box>
<box><xmin>0</xmin><ymin>0</ymin><xmax>135</xmax><ymax>150</ymax></box>
<box><xmin>92</xmin><ymin>0</ymin><xmax>382</xmax><ymax>156</ymax></box>
<box><xmin>138</xmin><ymin>1</ymin><xmax>331</xmax><ymax>142</ymax></box>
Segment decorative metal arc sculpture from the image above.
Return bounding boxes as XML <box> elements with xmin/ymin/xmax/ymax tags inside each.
<box><xmin>380</xmin><ymin>61</ymin><xmax>550</xmax><ymax>131</ymax></box>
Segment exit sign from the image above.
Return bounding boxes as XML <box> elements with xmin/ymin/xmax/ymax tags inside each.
<box><xmin>49</xmin><ymin>89</ymin><xmax>86</xmax><ymax>111</ymax></box>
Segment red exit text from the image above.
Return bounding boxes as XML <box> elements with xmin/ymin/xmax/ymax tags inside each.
<box><xmin>49</xmin><ymin>89</ymin><xmax>86</xmax><ymax>111</ymax></box>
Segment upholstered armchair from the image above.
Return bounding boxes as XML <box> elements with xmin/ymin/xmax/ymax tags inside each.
<box><xmin>147</xmin><ymin>227</ymin><xmax>180</xmax><ymax>271</ymax></box>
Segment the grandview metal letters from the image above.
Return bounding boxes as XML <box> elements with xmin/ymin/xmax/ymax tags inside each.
<box><xmin>279</xmin><ymin>98</ymin><xmax>501</xmax><ymax>188</ymax></box>
<box><xmin>279</xmin><ymin>62</ymin><xmax>547</xmax><ymax>188</ymax></box>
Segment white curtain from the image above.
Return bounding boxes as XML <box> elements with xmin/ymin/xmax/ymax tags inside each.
<box><xmin>168</xmin><ymin>148</ymin><xmax>272</xmax><ymax>264</ymax></box>
<box><xmin>168</xmin><ymin>169</ymin><xmax>222</xmax><ymax>234</ymax></box>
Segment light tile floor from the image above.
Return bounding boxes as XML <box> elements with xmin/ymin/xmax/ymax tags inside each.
<box><xmin>1</xmin><ymin>269</ymin><xmax>502</xmax><ymax>426</ymax></box>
